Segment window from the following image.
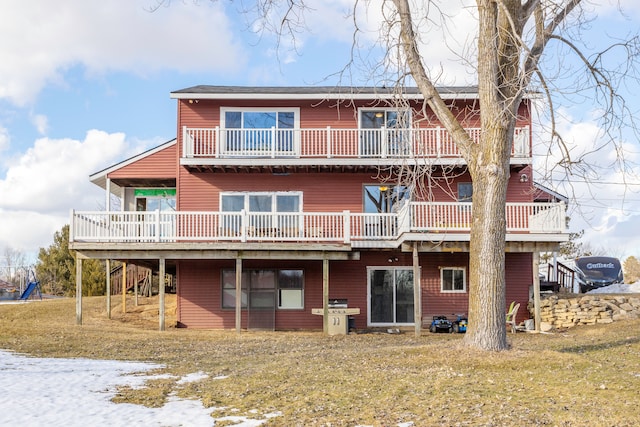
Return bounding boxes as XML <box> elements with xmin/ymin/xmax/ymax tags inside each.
<box><xmin>363</xmin><ymin>185</ymin><xmax>409</xmax><ymax>214</ymax></box>
<box><xmin>458</xmin><ymin>183</ymin><xmax>473</xmax><ymax>202</ymax></box>
<box><xmin>134</xmin><ymin>188</ymin><xmax>177</xmax><ymax>239</ymax></box>
<box><xmin>441</xmin><ymin>267</ymin><xmax>466</xmax><ymax>292</ymax></box>
<box><xmin>134</xmin><ymin>188</ymin><xmax>176</xmax><ymax>212</ymax></box>
<box><xmin>222</xmin><ymin>269</ymin><xmax>304</xmax><ymax>310</ymax></box>
<box><xmin>277</xmin><ymin>270</ymin><xmax>304</xmax><ymax>309</ymax></box>
<box><xmin>359</xmin><ymin>109</ymin><xmax>411</xmax><ymax>156</ymax></box>
<box><xmin>221</xmin><ymin>192</ymin><xmax>302</xmax><ymax>234</ymax></box>
<box><xmin>362</xmin><ymin>184</ymin><xmax>408</xmax><ymax>237</ymax></box>
<box><xmin>222</xmin><ymin>108</ymin><xmax>298</xmax><ymax>154</ymax></box>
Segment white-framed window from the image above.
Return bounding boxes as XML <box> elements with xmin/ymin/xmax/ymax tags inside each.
<box><xmin>221</xmin><ymin>107</ymin><xmax>300</xmax><ymax>155</ymax></box>
<box><xmin>440</xmin><ymin>267</ymin><xmax>466</xmax><ymax>293</ymax></box>
<box><xmin>221</xmin><ymin>268</ymin><xmax>304</xmax><ymax>310</ymax></box>
<box><xmin>358</xmin><ymin>108</ymin><xmax>412</xmax><ymax>156</ymax></box>
<box><xmin>277</xmin><ymin>269</ymin><xmax>304</xmax><ymax>309</ymax></box>
<box><xmin>220</xmin><ymin>191</ymin><xmax>302</xmax><ymax>235</ymax></box>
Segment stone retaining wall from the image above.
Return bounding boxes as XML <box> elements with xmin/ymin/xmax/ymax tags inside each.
<box><xmin>528</xmin><ymin>294</ymin><xmax>640</xmax><ymax>331</ymax></box>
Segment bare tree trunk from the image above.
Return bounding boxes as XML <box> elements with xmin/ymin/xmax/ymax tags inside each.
<box><xmin>463</xmin><ymin>135</ymin><xmax>510</xmax><ymax>350</ymax></box>
<box><xmin>460</xmin><ymin>0</ymin><xmax>521</xmax><ymax>350</ymax></box>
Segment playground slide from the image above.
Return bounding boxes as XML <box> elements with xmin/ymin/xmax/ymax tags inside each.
<box><xmin>19</xmin><ymin>282</ymin><xmax>39</xmax><ymax>300</ymax></box>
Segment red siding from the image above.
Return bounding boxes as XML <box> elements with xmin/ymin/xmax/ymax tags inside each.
<box><xmin>177</xmin><ymin>259</ymin><xmax>326</xmax><ymax>330</ymax></box>
<box><xmin>177</xmin><ymin>170</ymin><xmax>534</xmax><ymax>213</ymax></box>
<box><xmin>109</xmin><ymin>142</ymin><xmax>177</xmax><ymax>180</ymax></box>
<box><xmin>505</xmin><ymin>252</ymin><xmax>533</xmax><ymax>324</ymax></box>
<box><xmin>178</xmin><ymin>172</ymin><xmax>387</xmax><ymax>213</ymax></box>
<box><xmin>176</xmin><ymin>251</ymin><xmax>534</xmax><ymax>329</ymax></box>
<box><xmin>420</xmin><ymin>252</ymin><xmax>470</xmax><ymax>321</ymax></box>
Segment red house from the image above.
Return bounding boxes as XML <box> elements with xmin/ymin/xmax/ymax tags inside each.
<box><xmin>70</xmin><ymin>86</ymin><xmax>568</xmax><ymax>332</ymax></box>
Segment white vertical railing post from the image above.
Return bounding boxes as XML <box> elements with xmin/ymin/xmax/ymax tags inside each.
<box><xmin>182</xmin><ymin>126</ymin><xmax>188</xmax><ymax>157</ymax></box>
<box><xmin>398</xmin><ymin>201</ymin><xmax>411</xmax><ymax>234</ymax></box>
<box><xmin>436</xmin><ymin>126</ymin><xmax>442</xmax><ymax>157</ymax></box>
<box><xmin>155</xmin><ymin>209</ymin><xmax>161</xmax><ymax>242</ymax></box>
<box><xmin>343</xmin><ymin>210</ymin><xmax>351</xmax><ymax>243</ymax></box>
<box><xmin>215</xmin><ymin>126</ymin><xmax>220</xmax><ymax>158</ymax></box>
<box><xmin>327</xmin><ymin>126</ymin><xmax>332</xmax><ymax>158</ymax></box>
<box><xmin>69</xmin><ymin>210</ymin><xmax>75</xmax><ymax>243</ymax></box>
<box><xmin>381</xmin><ymin>126</ymin><xmax>387</xmax><ymax>158</ymax></box>
<box><xmin>271</xmin><ymin>126</ymin><xmax>277</xmax><ymax>158</ymax></box>
<box><xmin>240</xmin><ymin>209</ymin><xmax>247</xmax><ymax>242</ymax></box>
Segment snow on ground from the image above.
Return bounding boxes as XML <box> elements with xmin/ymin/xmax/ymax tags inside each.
<box><xmin>0</xmin><ymin>350</ymin><xmax>278</xmax><ymax>427</ymax></box>
<box><xmin>587</xmin><ymin>281</ymin><xmax>640</xmax><ymax>294</ymax></box>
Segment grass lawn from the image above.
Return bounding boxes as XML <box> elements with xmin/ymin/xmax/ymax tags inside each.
<box><xmin>1</xmin><ymin>294</ymin><xmax>639</xmax><ymax>426</ymax></box>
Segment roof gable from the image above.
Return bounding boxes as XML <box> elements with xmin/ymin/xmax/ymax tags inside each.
<box><xmin>90</xmin><ymin>139</ymin><xmax>177</xmax><ymax>190</ymax></box>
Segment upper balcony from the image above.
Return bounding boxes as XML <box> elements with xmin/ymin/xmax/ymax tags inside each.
<box><xmin>180</xmin><ymin>125</ymin><xmax>532</xmax><ymax>171</ymax></box>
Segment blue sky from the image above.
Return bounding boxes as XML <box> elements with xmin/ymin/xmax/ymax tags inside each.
<box><xmin>1</xmin><ymin>0</ymin><xmax>640</xmax><ymax>263</ymax></box>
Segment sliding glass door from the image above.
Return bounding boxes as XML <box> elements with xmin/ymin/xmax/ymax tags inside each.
<box><xmin>368</xmin><ymin>267</ymin><xmax>414</xmax><ymax>326</ymax></box>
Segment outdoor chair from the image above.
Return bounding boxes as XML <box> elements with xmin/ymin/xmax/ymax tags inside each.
<box><xmin>506</xmin><ymin>302</ymin><xmax>520</xmax><ymax>334</ymax></box>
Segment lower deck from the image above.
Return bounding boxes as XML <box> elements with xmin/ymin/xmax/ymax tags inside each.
<box><xmin>74</xmin><ymin>245</ymin><xmax>539</xmax><ymax>332</ymax></box>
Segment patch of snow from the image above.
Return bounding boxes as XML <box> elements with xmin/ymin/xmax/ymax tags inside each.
<box><xmin>0</xmin><ymin>350</ymin><xmax>277</xmax><ymax>426</ymax></box>
<box><xmin>176</xmin><ymin>371</ymin><xmax>209</xmax><ymax>385</ymax></box>
<box><xmin>587</xmin><ymin>281</ymin><xmax>640</xmax><ymax>294</ymax></box>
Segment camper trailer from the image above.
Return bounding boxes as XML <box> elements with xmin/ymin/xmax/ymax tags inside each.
<box><xmin>574</xmin><ymin>256</ymin><xmax>624</xmax><ymax>293</ymax></box>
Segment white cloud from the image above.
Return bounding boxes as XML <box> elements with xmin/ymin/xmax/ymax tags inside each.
<box><xmin>533</xmin><ymin>106</ymin><xmax>640</xmax><ymax>258</ymax></box>
<box><xmin>0</xmin><ymin>125</ymin><xmax>8</xmax><ymax>152</ymax></box>
<box><xmin>0</xmin><ymin>0</ymin><xmax>246</xmax><ymax>105</ymax></box>
<box><xmin>0</xmin><ymin>131</ymin><xmax>155</xmax><ymax>256</ymax></box>
<box><xmin>30</xmin><ymin>113</ymin><xmax>48</xmax><ymax>135</ymax></box>
<box><xmin>249</xmin><ymin>0</ymin><xmax>478</xmax><ymax>85</ymax></box>
<box><xmin>595</xmin><ymin>0</ymin><xmax>640</xmax><ymax>17</ymax></box>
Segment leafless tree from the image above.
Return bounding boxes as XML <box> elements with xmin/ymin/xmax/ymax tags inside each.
<box><xmin>1</xmin><ymin>246</ymin><xmax>27</xmax><ymax>284</ymax></box>
<box><xmin>155</xmin><ymin>0</ymin><xmax>640</xmax><ymax>350</ymax></box>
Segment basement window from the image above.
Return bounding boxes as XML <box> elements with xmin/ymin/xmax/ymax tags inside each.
<box><xmin>441</xmin><ymin>267</ymin><xmax>466</xmax><ymax>293</ymax></box>
<box><xmin>222</xmin><ymin>268</ymin><xmax>304</xmax><ymax>310</ymax></box>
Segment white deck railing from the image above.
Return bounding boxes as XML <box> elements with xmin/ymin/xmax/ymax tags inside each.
<box><xmin>182</xmin><ymin>126</ymin><xmax>531</xmax><ymax>159</ymax></box>
<box><xmin>70</xmin><ymin>202</ymin><xmax>564</xmax><ymax>244</ymax></box>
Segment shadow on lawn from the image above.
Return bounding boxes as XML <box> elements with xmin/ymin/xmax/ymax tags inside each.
<box><xmin>558</xmin><ymin>335</ymin><xmax>640</xmax><ymax>354</ymax></box>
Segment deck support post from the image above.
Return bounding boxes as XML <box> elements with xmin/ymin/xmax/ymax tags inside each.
<box><xmin>533</xmin><ymin>251</ymin><xmax>541</xmax><ymax>332</ymax></box>
<box><xmin>235</xmin><ymin>257</ymin><xmax>243</xmax><ymax>334</ymax></box>
<box><xmin>413</xmin><ymin>243</ymin><xmax>421</xmax><ymax>337</ymax></box>
<box><xmin>134</xmin><ymin>265</ymin><xmax>139</xmax><ymax>307</ymax></box>
<box><xmin>122</xmin><ymin>261</ymin><xmax>127</xmax><ymax>313</ymax></box>
<box><xmin>76</xmin><ymin>257</ymin><xmax>83</xmax><ymax>325</ymax></box>
<box><xmin>159</xmin><ymin>257</ymin><xmax>166</xmax><ymax>331</ymax></box>
<box><xmin>106</xmin><ymin>259</ymin><xmax>111</xmax><ymax>319</ymax></box>
<box><xmin>322</xmin><ymin>257</ymin><xmax>329</xmax><ymax>334</ymax></box>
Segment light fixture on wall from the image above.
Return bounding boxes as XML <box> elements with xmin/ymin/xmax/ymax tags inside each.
<box><xmin>388</xmin><ymin>257</ymin><xmax>399</xmax><ymax>263</ymax></box>
<box><xmin>188</xmin><ymin>99</ymin><xmax>199</xmax><ymax>104</ymax></box>
<box><xmin>519</xmin><ymin>173</ymin><xmax>529</xmax><ymax>183</ymax></box>
<box><xmin>375</xmin><ymin>112</ymin><xmax>384</xmax><ymax>118</ymax></box>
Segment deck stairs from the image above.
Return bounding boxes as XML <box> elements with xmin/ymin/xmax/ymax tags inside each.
<box><xmin>540</xmin><ymin>260</ymin><xmax>576</xmax><ymax>293</ymax></box>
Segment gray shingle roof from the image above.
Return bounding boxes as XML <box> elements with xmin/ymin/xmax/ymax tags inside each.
<box><xmin>170</xmin><ymin>85</ymin><xmax>480</xmax><ymax>99</ymax></box>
